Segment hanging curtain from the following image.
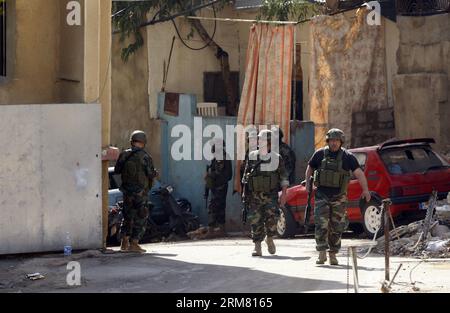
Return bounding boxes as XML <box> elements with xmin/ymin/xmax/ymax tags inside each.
<box><xmin>234</xmin><ymin>23</ymin><xmax>295</xmax><ymax>192</ymax></box>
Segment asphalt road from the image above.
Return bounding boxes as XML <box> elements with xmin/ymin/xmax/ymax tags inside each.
<box><xmin>1</xmin><ymin>238</ymin><xmax>449</xmax><ymax>293</ymax></box>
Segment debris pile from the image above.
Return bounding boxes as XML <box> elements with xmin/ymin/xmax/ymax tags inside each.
<box><xmin>187</xmin><ymin>226</ymin><xmax>226</xmax><ymax>240</ymax></box>
<box><xmin>376</xmin><ymin>196</ymin><xmax>450</xmax><ymax>258</ymax></box>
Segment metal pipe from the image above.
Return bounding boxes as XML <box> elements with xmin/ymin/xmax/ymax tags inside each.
<box><xmin>383</xmin><ymin>199</ymin><xmax>392</xmax><ymax>281</ymax></box>
<box><xmin>388</xmin><ymin>263</ymin><xmax>403</xmax><ymax>289</ymax></box>
<box><xmin>185</xmin><ymin>15</ymin><xmax>298</xmax><ymax>24</ymax></box>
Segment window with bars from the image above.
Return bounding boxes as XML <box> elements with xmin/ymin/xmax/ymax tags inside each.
<box><xmin>0</xmin><ymin>0</ymin><xmax>6</xmax><ymax>77</ymax></box>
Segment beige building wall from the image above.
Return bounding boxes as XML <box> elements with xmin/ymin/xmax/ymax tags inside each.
<box><xmin>146</xmin><ymin>6</ymin><xmax>256</xmax><ymax>118</ymax></box>
<box><xmin>0</xmin><ymin>0</ymin><xmax>61</xmax><ymax>104</ymax></box>
<box><xmin>393</xmin><ymin>13</ymin><xmax>450</xmax><ymax>152</ymax></box>
<box><xmin>0</xmin><ymin>0</ymin><xmax>92</xmax><ymax>105</ymax></box>
<box><xmin>111</xmin><ymin>29</ymin><xmax>152</xmax><ymax>151</ymax></box>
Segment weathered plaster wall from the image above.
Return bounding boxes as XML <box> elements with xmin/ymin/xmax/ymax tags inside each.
<box><xmin>393</xmin><ymin>13</ymin><xmax>450</xmax><ymax>152</ymax></box>
<box><xmin>301</xmin><ymin>12</ymin><xmax>397</xmax><ymax>148</ymax></box>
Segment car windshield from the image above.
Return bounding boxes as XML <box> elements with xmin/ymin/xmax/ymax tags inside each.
<box><xmin>380</xmin><ymin>146</ymin><xmax>449</xmax><ymax>175</ymax></box>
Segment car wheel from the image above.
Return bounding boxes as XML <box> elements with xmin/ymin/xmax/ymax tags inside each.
<box><xmin>277</xmin><ymin>205</ymin><xmax>297</xmax><ymax>238</ymax></box>
<box><xmin>361</xmin><ymin>200</ymin><xmax>384</xmax><ymax>238</ymax></box>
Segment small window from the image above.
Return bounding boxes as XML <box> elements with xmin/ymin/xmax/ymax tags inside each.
<box><xmin>0</xmin><ymin>1</ymin><xmax>6</xmax><ymax>77</ymax></box>
<box><xmin>203</xmin><ymin>71</ymin><xmax>239</xmax><ymax>116</ymax></box>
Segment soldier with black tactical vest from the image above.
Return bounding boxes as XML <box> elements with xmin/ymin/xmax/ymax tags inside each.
<box><xmin>305</xmin><ymin>128</ymin><xmax>370</xmax><ymax>265</ymax></box>
<box><xmin>114</xmin><ymin>130</ymin><xmax>158</xmax><ymax>253</ymax></box>
<box><xmin>242</xmin><ymin>129</ymin><xmax>289</xmax><ymax>257</ymax></box>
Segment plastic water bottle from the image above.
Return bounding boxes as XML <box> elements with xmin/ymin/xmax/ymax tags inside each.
<box><xmin>64</xmin><ymin>232</ymin><xmax>72</xmax><ymax>256</ymax></box>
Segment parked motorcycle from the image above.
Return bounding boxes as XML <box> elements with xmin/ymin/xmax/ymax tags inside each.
<box><xmin>108</xmin><ymin>184</ymin><xmax>199</xmax><ymax>244</ymax></box>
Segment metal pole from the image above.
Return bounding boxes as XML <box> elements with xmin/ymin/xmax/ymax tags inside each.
<box><xmin>351</xmin><ymin>246</ymin><xmax>359</xmax><ymax>293</ymax></box>
<box><xmin>185</xmin><ymin>15</ymin><xmax>298</xmax><ymax>25</ymax></box>
<box><xmin>383</xmin><ymin>199</ymin><xmax>392</xmax><ymax>281</ymax></box>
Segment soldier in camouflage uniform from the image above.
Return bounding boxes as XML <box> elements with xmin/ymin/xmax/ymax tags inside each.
<box><xmin>243</xmin><ymin>129</ymin><xmax>289</xmax><ymax>257</ymax></box>
<box><xmin>305</xmin><ymin>129</ymin><xmax>370</xmax><ymax>265</ymax></box>
<box><xmin>114</xmin><ymin>130</ymin><xmax>158</xmax><ymax>253</ymax></box>
<box><xmin>204</xmin><ymin>139</ymin><xmax>233</xmax><ymax>237</ymax></box>
<box><xmin>272</xmin><ymin>126</ymin><xmax>296</xmax><ymax>185</ymax></box>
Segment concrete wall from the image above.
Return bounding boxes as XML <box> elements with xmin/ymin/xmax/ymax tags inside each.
<box><xmin>393</xmin><ymin>13</ymin><xmax>450</xmax><ymax>153</ymax></box>
<box><xmin>0</xmin><ymin>104</ymin><xmax>102</xmax><ymax>255</ymax></box>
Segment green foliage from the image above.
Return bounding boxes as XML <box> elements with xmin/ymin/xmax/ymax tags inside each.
<box><xmin>112</xmin><ymin>0</ymin><xmax>228</xmax><ymax>62</ymax></box>
<box><xmin>259</xmin><ymin>0</ymin><xmax>324</xmax><ymax>22</ymax></box>
<box><xmin>112</xmin><ymin>0</ymin><xmax>324</xmax><ymax>61</ymax></box>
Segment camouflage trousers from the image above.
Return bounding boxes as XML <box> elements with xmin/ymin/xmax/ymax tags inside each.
<box><xmin>121</xmin><ymin>191</ymin><xmax>149</xmax><ymax>241</ymax></box>
<box><xmin>314</xmin><ymin>191</ymin><xmax>349</xmax><ymax>253</ymax></box>
<box><xmin>208</xmin><ymin>183</ymin><xmax>228</xmax><ymax>227</ymax></box>
<box><xmin>248</xmin><ymin>192</ymin><xmax>279</xmax><ymax>243</ymax></box>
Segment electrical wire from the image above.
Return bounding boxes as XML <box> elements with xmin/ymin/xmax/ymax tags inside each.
<box><xmin>170</xmin><ymin>4</ymin><xmax>217</xmax><ymax>51</ymax></box>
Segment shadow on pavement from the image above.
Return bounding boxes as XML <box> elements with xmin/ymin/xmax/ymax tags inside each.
<box><xmin>1</xmin><ymin>252</ymin><xmax>352</xmax><ymax>293</ymax></box>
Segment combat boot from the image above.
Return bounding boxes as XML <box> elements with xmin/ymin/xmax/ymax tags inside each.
<box><xmin>265</xmin><ymin>236</ymin><xmax>276</xmax><ymax>255</ymax></box>
<box><xmin>329</xmin><ymin>252</ymin><xmax>339</xmax><ymax>265</ymax></box>
<box><xmin>252</xmin><ymin>242</ymin><xmax>262</xmax><ymax>257</ymax></box>
<box><xmin>120</xmin><ymin>236</ymin><xmax>130</xmax><ymax>252</ymax></box>
<box><xmin>128</xmin><ymin>239</ymin><xmax>146</xmax><ymax>253</ymax></box>
<box><xmin>316</xmin><ymin>251</ymin><xmax>327</xmax><ymax>264</ymax></box>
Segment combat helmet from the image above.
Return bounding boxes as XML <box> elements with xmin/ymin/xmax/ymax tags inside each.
<box><xmin>326</xmin><ymin>128</ymin><xmax>345</xmax><ymax>144</ymax></box>
<box><xmin>130</xmin><ymin>130</ymin><xmax>147</xmax><ymax>144</ymax></box>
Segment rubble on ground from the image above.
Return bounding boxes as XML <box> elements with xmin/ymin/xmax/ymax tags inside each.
<box><xmin>375</xmin><ymin>199</ymin><xmax>450</xmax><ymax>258</ymax></box>
<box><xmin>187</xmin><ymin>226</ymin><xmax>226</xmax><ymax>240</ymax></box>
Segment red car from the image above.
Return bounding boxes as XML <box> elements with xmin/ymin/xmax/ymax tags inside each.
<box><xmin>278</xmin><ymin>138</ymin><xmax>450</xmax><ymax>238</ymax></box>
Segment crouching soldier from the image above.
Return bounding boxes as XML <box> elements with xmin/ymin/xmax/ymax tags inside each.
<box><xmin>114</xmin><ymin>130</ymin><xmax>158</xmax><ymax>253</ymax></box>
<box><xmin>242</xmin><ymin>129</ymin><xmax>289</xmax><ymax>256</ymax></box>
